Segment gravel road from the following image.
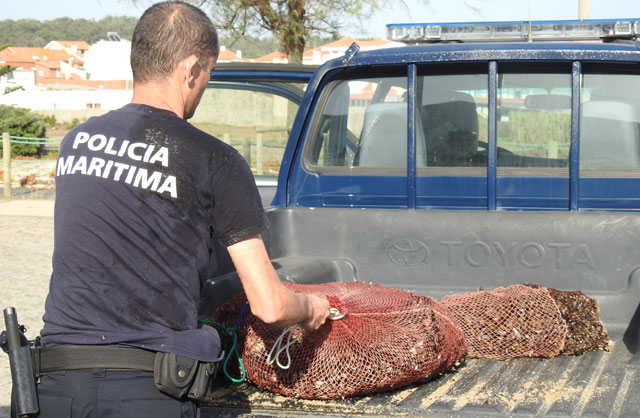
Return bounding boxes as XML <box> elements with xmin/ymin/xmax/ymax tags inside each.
<box><xmin>0</xmin><ymin>199</ymin><xmax>54</xmax><ymax>418</ymax></box>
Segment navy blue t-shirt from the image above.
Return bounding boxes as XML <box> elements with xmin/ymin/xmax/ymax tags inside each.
<box><xmin>41</xmin><ymin>103</ymin><xmax>268</xmax><ymax>362</ymax></box>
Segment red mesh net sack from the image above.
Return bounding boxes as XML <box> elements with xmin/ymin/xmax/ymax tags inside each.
<box><xmin>211</xmin><ymin>281</ymin><xmax>467</xmax><ymax>400</ymax></box>
<box><xmin>441</xmin><ymin>284</ymin><xmax>568</xmax><ymax>359</ymax></box>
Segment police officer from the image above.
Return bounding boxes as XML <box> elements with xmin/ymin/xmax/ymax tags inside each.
<box><xmin>35</xmin><ymin>2</ymin><xmax>330</xmax><ymax>417</ymax></box>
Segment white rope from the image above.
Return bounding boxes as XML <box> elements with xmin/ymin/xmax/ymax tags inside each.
<box><xmin>266</xmin><ymin>308</ymin><xmax>346</xmax><ymax>370</ymax></box>
<box><xmin>266</xmin><ymin>325</ymin><xmax>301</xmax><ymax>370</ymax></box>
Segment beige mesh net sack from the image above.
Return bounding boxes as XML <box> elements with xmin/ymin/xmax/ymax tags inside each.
<box><xmin>441</xmin><ymin>284</ymin><xmax>609</xmax><ymax>360</ymax></box>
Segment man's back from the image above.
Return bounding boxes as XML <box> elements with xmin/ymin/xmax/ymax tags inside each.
<box><xmin>41</xmin><ymin>103</ymin><xmax>264</xmax><ymax>362</ymax></box>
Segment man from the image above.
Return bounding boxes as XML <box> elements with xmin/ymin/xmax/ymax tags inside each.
<box><xmin>35</xmin><ymin>2</ymin><xmax>329</xmax><ymax>417</ymax></box>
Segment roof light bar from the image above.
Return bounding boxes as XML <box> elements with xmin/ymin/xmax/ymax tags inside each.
<box><xmin>387</xmin><ymin>19</ymin><xmax>640</xmax><ymax>43</ymax></box>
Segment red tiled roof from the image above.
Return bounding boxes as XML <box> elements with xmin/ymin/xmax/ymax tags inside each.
<box><xmin>255</xmin><ymin>51</ymin><xmax>288</xmax><ymax>62</ymax></box>
<box><xmin>37</xmin><ymin>73</ymin><xmax>127</xmax><ymax>89</ymax></box>
<box><xmin>0</xmin><ymin>46</ymin><xmax>125</xmax><ymax>89</ymax></box>
<box><xmin>218</xmin><ymin>48</ymin><xmax>240</xmax><ymax>61</ymax></box>
<box><xmin>34</xmin><ymin>60</ymin><xmax>61</xmax><ymax>70</ymax></box>
<box><xmin>54</xmin><ymin>41</ymin><xmax>90</xmax><ymax>51</ymax></box>
<box><xmin>0</xmin><ymin>47</ymin><xmax>73</xmax><ymax>68</ymax></box>
<box><xmin>303</xmin><ymin>37</ymin><xmax>393</xmax><ymax>57</ymax></box>
<box><xmin>316</xmin><ymin>36</ymin><xmax>359</xmax><ymax>48</ymax></box>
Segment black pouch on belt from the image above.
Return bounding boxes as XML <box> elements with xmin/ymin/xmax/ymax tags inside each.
<box><xmin>153</xmin><ymin>352</ymin><xmax>219</xmax><ymax>402</ymax></box>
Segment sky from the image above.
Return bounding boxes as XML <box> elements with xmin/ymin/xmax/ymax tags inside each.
<box><xmin>4</xmin><ymin>0</ymin><xmax>640</xmax><ymax>39</ymax></box>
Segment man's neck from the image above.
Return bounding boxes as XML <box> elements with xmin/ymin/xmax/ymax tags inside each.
<box><xmin>131</xmin><ymin>80</ymin><xmax>185</xmax><ymax>119</ymax></box>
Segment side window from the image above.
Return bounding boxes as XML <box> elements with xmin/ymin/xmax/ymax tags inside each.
<box><xmin>497</xmin><ymin>71</ymin><xmax>571</xmax><ymax>169</ymax></box>
<box><xmin>191</xmin><ymin>85</ymin><xmax>301</xmax><ymax>176</ymax></box>
<box><xmin>580</xmin><ymin>72</ymin><xmax>640</xmax><ymax>171</ymax></box>
<box><xmin>306</xmin><ymin>76</ymin><xmax>408</xmax><ymax>170</ymax></box>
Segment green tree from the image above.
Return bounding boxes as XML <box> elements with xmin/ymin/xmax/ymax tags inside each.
<box><xmin>0</xmin><ymin>105</ymin><xmax>46</xmax><ymax>157</ymax></box>
<box><xmin>0</xmin><ymin>16</ymin><xmax>138</xmax><ymax>47</ymax></box>
<box><xmin>206</xmin><ymin>0</ymin><xmax>383</xmax><ymax>63</ymax></box>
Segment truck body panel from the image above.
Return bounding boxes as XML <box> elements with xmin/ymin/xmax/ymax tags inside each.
<box><xmin>199</xmin><ymin>41</ymin><xmax>640</xmax><ymax>417</ymax></box>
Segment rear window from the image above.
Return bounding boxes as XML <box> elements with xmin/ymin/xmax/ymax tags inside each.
<box><xmin>497</xmin><ymin>72</ymin><xmax>571</xmax><ymax>170</ymax></box>
<box><xmin>580</xmin><ymin>71</ymin><xmax>640</xmax><ymax>173</ymax></box>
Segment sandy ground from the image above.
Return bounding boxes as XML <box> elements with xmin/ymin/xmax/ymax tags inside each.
<box><xmin>0</xmin><ymin>199</ymin><xmax>54</xmax><ymax>417</ymax></box>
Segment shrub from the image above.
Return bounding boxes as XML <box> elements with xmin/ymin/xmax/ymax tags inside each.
<box><xmin>65</xmin><ymin>117</ymin><xmax>81</xmax><ymax>130</ymax></box>
<box><xmin>4</xmin><ymin>86</ymin><xmax>24</xmax><ymax>95</ymax></box>
<box><xmin>0</xmin><ymin>105</ymin><xmax>46</xmax><ymax>157</ymax></box>
<box><xmin>43</xmin><ymin>115</ymin><xmax>57</xmax><ymax>127</ymax></box>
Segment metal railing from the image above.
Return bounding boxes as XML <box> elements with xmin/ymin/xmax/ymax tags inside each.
<box><xmin>1</xmin><ymin>133</ymin><xmax>62</xmax><ymax>198</ymax></box>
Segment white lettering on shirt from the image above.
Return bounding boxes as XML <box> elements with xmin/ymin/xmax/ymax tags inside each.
<box><xmin>117</xmin><ymin>140</ymin><xmax>130</xmax><ymax>157</ymax></box>
<box><xmin>157</xmin><ymin>176</ymin><xmax>178</xmax><ymax>199</ymax></box>
<box><xmin>72</xmin><ymin>132</ymin><xmax>90</xmax><ymax>149</ymax></box>
<box><xmin>104</xmin><ymin>137</ymin><xmax>118</xmax><ymax>155</ymax></box>
<box><xmin>127</xmin><ymin>143</ymin><xmax>146</xmax><ymax>162</ymax></box>
<box><xmin>112</xmin><ymin>162</ymin><xmax>129</xmax><ymax>181</ymax></box>
<box><xmin>88</xmin><ymin>134</ymin><xmax>107</xmax><ymax>151</ymax></box>
<box><xmin>56</xmin><ymin>155</ymin><xmax>75</xmax><ymax>176</ymax></box>
<box><xmin>58</xmin><ymin>132</ymin><xmax>178</xmax><ymax>199</ymax></box>
<box><xmin>71</xmin><ymin>156</ymin><xmax>87</xmax><ymax>175</ymax></box>
<box><xmin>87</xmin><ymin>157</ymin><xmax>105</xmax><ymax>177</ymax></box>
<box><xmin>143</xmin><ymin>145</ymin><xmax>155</xmax><ymax>163</ymax></box>
<box><xmin>149</xmin><ymin>147</ymin><xmax>168</xmax><ymax>167</ymax></box>
<box><xmin>102</xmin><ymin>160</ymin><xmax>114</xmax><ymax>179</ymax></box>
<box><xmin>133</xmin><ymin>168</ymin><xmax>162</xmax><ymax>191</ymax></box>
<box><xmin>124</xmin><ymin>165</ymin><xmax>137</xmax><ymax>184</ymax></box>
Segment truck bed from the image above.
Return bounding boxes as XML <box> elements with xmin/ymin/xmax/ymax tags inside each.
<box><xmin>202</xmin><ymin>334</ymin><xmax>634</xmax><ymax>417</ymax></box>
<box><xmin>200</xmin><ymin>207</ymin><xmax>640</xmax><ymax>417</ymax></box>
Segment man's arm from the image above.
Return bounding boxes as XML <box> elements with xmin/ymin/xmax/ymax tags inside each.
<box><xmin>227</xmin><ymin>235</ymin><xmax>330</xmax><ymax>330</ymax></box>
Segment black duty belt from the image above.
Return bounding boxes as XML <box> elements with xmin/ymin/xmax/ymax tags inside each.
<box><xmin>33</xmin><ymin>345</ymin><xmax>156</xmax><ymax>375</ymax></box>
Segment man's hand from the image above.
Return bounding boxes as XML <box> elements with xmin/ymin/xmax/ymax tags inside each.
<box><xmin>228</xmin><ymin>235</ymin><xmax>331</xmax><ymax>330</ymax></box>
<box><xmin>301</xmin><ymin>294</ymin><xmax>331</xmax><ymax>331</ymax></box>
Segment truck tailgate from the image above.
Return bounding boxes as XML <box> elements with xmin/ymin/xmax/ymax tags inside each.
<box><xmin>201</xmin><ymin>332</ymin><xmax>637</xmax><ymax>417</ymax></box>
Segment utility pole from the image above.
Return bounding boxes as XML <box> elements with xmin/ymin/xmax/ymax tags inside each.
<box><xmin>579</xmin><ymin>0</ymin><xmax>590</xmax><ymax>20</ymax></box>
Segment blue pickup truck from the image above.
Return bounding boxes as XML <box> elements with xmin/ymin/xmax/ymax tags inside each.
<box><xmin>194</xmin><ymin>19</ymin><xmax>640</xmax><ymax>417</ymax></box>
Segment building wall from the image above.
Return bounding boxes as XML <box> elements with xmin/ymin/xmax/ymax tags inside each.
<box><xmin>35</xmin><ymin>109</ymin><xmax>111</xmax><ymax>123</ymax></box>
<box><xmin>0</xmin><ymin>89</ymin><xmax>133</xmax><ymax>111</ymax></box>
<box><xmin>192</xmin><ymin>88</ymin><xmax>291</xmax><ymax>128</ymax></box>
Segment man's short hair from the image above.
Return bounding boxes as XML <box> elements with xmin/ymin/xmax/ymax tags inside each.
<box><xmin>131</xmin><ymin>1</ymin><xmax>219</xmax><ymax>84</ymax></box>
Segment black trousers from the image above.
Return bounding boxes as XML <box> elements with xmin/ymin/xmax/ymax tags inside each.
<box><xmin>30</xmin><ymin>369</ymin><xmax>198</xmax><ymax>418</ymax></box>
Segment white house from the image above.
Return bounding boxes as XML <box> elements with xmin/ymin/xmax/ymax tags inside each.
<box><xmin>0</xmin><ymin>69</ymin><xmax>36</xmax><ymax>92</ymax></box>
<box><xmin>83</xmin><ymin>36</ymin><xmax>133</xmax><ymax>81</ymax></box>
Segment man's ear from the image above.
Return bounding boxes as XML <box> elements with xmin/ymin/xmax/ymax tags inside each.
<box><xmin>182</xmin><ymin>54</ymin><xmax>201</xmax><ymax>87</ymax></box>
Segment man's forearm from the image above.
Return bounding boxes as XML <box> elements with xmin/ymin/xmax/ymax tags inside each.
<box><xmin>227</xmin><ymin>235</ymin><xmax>329</xmax><ymax>329</ymax></box>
